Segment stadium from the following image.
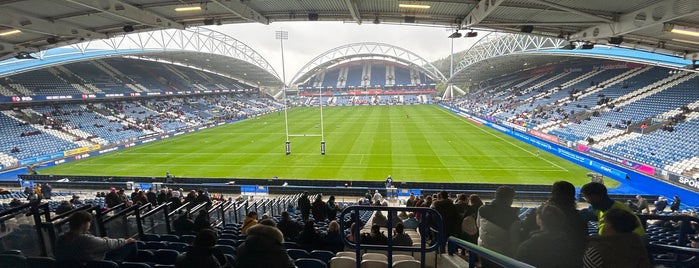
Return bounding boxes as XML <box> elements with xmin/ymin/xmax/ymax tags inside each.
<box><xmin>0</xmin><ymin>0</ymin><xmax>698</xmax><ymax>267</ymax></box>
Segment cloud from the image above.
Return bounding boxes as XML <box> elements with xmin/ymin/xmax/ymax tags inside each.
<box><xmin>212</xmin><ymin>22</ymin><xmax>481</xmax><ymax>84</ymax></box>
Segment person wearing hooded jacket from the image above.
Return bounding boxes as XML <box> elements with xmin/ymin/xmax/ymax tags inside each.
<box><xmin>235</xmin><ymin>219</ymin><xmax>294</xmax><ymax>268</ymax></box>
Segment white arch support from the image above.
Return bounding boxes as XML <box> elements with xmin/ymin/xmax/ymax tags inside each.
<box><xmin>67</xmin><ymin>27</ymin><xmax>280</xmax><ymax>80</ymax></box>
<box><xmin>290</xmin><ymin>42</ymin><xmax>447</xmax><ymax>85</ymax></box>
<box><xmin>450</xmin><ymin>33</ymin><xmax>565</xmax><ymax>82</ymax></box>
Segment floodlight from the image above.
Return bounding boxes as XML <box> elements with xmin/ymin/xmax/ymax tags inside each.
<box><xmin>123</xmin><ymin>25</ymin><xmax>134</xmax><ymax>32</ymax></box>
<box><xmin>175</xmin><ymin>6</ymin><xmax>201</xmax><ymax>12</ymax></box>
<box><xmin>448</xmin><ymin>31</ymin><xmax>462</xmax><ymax>38</ymax></box>
<box><xmin>665</xmin><ymin>23</ymin><xmax>699</xmax><ymax>38</ymax></box>
<box><xmin>465</xmin><ymin>31</ymin><xmax>478</xmax><ymax>38</ymax></box>
<box><xmin>0</xmin><ymin>29</ymin><xmax>21</xmax><ymax>36</ymax></box>
<box><xmin>609</xmin><ymin>36</ymin><xmax>623</xmax><ymax>45</ymax></box>
<box><xmin>398</xmin><ymin>3</ymin><xmax>431</xmax><ymax>9</ymax></box>
<box><xmin>580</xmin><ymin>43</ymin><xmax>594</xmax><ymax>49</ymax></box>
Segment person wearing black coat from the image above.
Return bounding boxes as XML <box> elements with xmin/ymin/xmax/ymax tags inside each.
<box><xmin>298</xmin><ymin>192</ymin><xmax>312</xmax><ymax>222</ymax></box>
<box><xmin>311</xmin><ymin>194</ymin><xmax>327</xmax><ymax>222</ymax></box>
<box><xmin>176</xmin><ymin>228</ymin><xmax>230</xmax><ymax>268</ymax></box>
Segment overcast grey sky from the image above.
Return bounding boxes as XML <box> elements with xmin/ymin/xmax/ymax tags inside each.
<box><xmin>213</xmin><ymin>22</ymin><xmax>483</xmax><ymax>82</ymax></box>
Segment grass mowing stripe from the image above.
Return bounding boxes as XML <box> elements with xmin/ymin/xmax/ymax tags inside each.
<box><xmin>41</xmin><ymin>105</ymin><xmax>603</xmax><ymax>186</ymax></box>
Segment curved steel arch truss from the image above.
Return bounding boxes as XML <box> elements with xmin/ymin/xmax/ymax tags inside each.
<box><xmin>59</xmin><ymin>27</ymin><xmax>280</xmax><ymax>81</ymax></box>
<box><xmin>450</xmin><ymin>33</ymin><xmax>566</xmax><ymax>82</ymax></box>
<box><xmin>290</xmin><ymin>42</ymin><xmax>447</xmax><ymax>85</ymax></box>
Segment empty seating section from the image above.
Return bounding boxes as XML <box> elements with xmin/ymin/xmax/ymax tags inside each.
<box><xmin>603</xmin><ymin>116</ymin><xmax>699</xmax><ymax>168</ymax></box>
<box><xmin>451</xmin><ymin>61</ymin><xmax>699</xmax><ymax>174</ymax></box>
<box><xmin>551</xmin><ymin>75</ymin><xmax>699</xmax><ymax>141</ymax></box>
<box><xmin>104</xmin><ymin>58</ymin><xmax>167</xmax><ymax>91</ymax></box>
<box><xmin>64</xmin><ymin>61</ymin><xmax>132</xmax><ymax>93</ymax></box>
<box><xmin>394</xmin><ymin>68</ymin><xmax>411</xmax><ymax>85</ymax></box>
<box><xmin>6</xmin><ymin>69</ymin><xmax>81</xmax><ymax>96</ymax></box>
<box><xmin>322</xmin><ymin>69</ymin><xmax>341</xmax><ymax>88</ymax></box>
<box><xmin>0</xmin><ymin>112</ymin><xmax>78</xmax><ymax>161</ymax></box>
<box><xmin>370</xmin><ymin>64</ymin><xmax>386</xmax><ymax>86</ymax></box>
<box><xmin>346</xmin><ymin>66</ymin><xmax>363</xmax><ymax>87</ymax></box>
<box><xmin>33</xmin><ymin>105</ymin><xmax>146</xmax><ymax>143</ymax></box>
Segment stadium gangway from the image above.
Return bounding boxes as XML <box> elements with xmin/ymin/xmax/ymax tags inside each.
<box><xmin>339</xmin><ymin>206</ymin><xmax>444</xmax><ymax>268</ymax></box>
<box><xmin>446</xmin><ymin>237</ymin><xmax>535</xmax><ymax>268</ymax></box>
<box><xmin>139</xmin><ymin>202</ymin><xmax>172</xmax><ymax>236</ymax></box>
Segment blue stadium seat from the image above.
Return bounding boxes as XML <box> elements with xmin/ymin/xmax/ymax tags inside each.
<box><xmin>295</xmin><ymin>258</ymin><xmax>327</xmax><ymax>268</ymax></box>
<box><xmin>216</xmin><ymin>238</ymin><xmax>237</xmax><ymax>247</ymax></box>
<box><xmin>27</xmin><ymin>256</ymin><xmax>56</xmax><ymax>268</ymax></box>
<box><xmin>310</xmin><ymin>250</ymin><xmax>335</xmax><ymax>265</ymax></box>
<box><xmin>214</xmin><ymin>245</ymin><xmax>236</xmax><ymax>255</ymax></box>
<box><xmin>135</xmin><ymin>249</ymin><xmax>155</xmax><ymax>263</ymax></box>
<box><xmin>0</xmin><ymin>254</ymin><xmax>28</xmax><ymax>268</ymax></box>
<box><xmin>85</xmin><ymin>260</ymin><xmax>119</xmax><ymax>268</ymax></box>
<box><xmin>287</xmin><ymin>248</ymin><xmax>311</xmax><ymax>260</ymax></box>
<box><xmin>153</xmin><ymin>249</ymin><xmax>179</xmax><ymax>265</ymax></box>
<box><xmin>119</xmin><ymin>262</ymin><xmax>151</xmax><ymax>268</ymax></box>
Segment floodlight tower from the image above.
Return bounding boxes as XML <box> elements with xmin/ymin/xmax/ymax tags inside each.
<box><xmin>276</xmin><ymin>30</ymin><xmax>290</xmax><ymax>155</ymax></box>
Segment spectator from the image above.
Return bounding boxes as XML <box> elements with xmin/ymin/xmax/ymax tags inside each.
<box><xmin>236</xmin><ymin>219</ymin><xmax>294</xmax><ymax>268</ymax></box>
<box><xmin>392</xmin><ymin>223</ymin><xmax>413</xmax><ymax>246</ymax></box>
<box><xmin>583</xmin><ymin>209</ymin><xmax>651</xmax><ymax>268</ymax></box>
<box><xmin>169</xmin><ymin>191</ymin><xmax>183</xmax><ymax>210</ymax></box>
<box><xmin>671</xmin><ymin>195</ymin><xmax>681</xmax><ymax>213</ymax></box>
<box><xmin>515</xmin><ymin>205</ymin><xmax>579</xmax><ymax>268</ymax></box>
<box><xmin>580</xmin><ymin>182</ymin><xmax>644</xmax><ymax>236</ymax></box>
<box><xmin>176</xmin><ymin>228</ymin><xmax>230</xmax><ymax>268</ymax></box>
<box><xmin>146</xmin><ymin>189</ymin><xmax>157</xmax><ymax>205</ymax></box>
<box><xmin>133</xmin><ymin>191</ymin><xmax>148</xmax><ymax>206</ymax></box>
<box><xmin>173</xmin><ymin>212</ymin><xmax>195</xmax><ymax>235</ymax></box>
<box><xmin>298</xmin><ymin>192</ymin><xmax>312</xmax><ymax>222</ymax></box>
<box><xmin>372</xmin><ymin>210</ymin><xmax>388</xmax><ymax>228</ymax></box>
<box><xmin>406</xmin><ymin>193</ymin><xmax>416</xmax><ymax>207</ymax></box>
<box><xmin>326</xmin><ymin>195</ymin><xmax>340</xmax><ymax>220</ymax></box>
<box><xmin>157</xmin><ymin>189</ymin><xmax>169</xmax><ymax>205</ymax></box>
<box><xmin>460</xmin><ymin>194</ymin><xmax>483</xmax><ymax>244</ymax></box>
<box><xmin>55</xmin><ymin>201</ymin><xmax>74</xmax><ymax>215</ymax></box>
<box><xmin>9</xmin><ymin>198</ymin><xmax>23</xmax><ymax>207</ymax></box>
<box><xmin>311</xmin><ymin>194</ymin><xmax>327</xmax><ymax>222</ymax></box>
<box><xmin>546</xmin><ymin>181</ymin><xmax>587</xmax><ymax>259</ymax></box>
<box><xmin>454</xmin><ymin>193</ymin><xmax>468</xmax><ymax>217</ymax></box>
<box><xmin>43</xmin><ymin>183</ymin><xmax>52</xmax><ymax>199</ymax></box>
<box><xmin>655</xmin><ymin>196</ymin><xmax>668</xmax><ymax>213</ymax></box>
<box><xmin>184</xmin><ymin>190</ymin><xmax>198</xmax><ymax>206</ymax></box>
<box><xmin>635</xmin><ymin>195</ymin><xmax>650</xmax><ymax>214</ymax></box>
<box><xmin>478</xmin><ymin>186</ymin><xmax>519</xmax><ymax>259</ymax></box>
<box><xmin>54</xmin><ymin>211</ymin><xmax>137</xmax><ymax>262</ymax></box>
<box><xmin>346</xmin><ymin>223</ymin><xmax>359</xmax><ymax>244</ymax></box>
<box><xmin>403</xmin><ymin>212</ymin><xmax>419</xmax><ymax>230</ymax></box>
<box><xmin>286</xmin><ymin>203</ymin><xmax>296</xmax><ymax>214</ymax></box>
<box><xmin>322</xmin><ymin>220</ymin><xmax>344</xmax><ymax>253</ymax></box>
<box><xmin>105</xmin><ymin>188</ymin><xmax>121</xmax><ymax>208</ymax></box>
<box><xmin>299</xmin><ymin>221</ymin><xmax>322</xmax><ymax>251</ymax></box>
<box><xmin>70</xmin><ymin>195</ymin><xmax>83</xmax><ymax>205</ymax></box>
<box><xmin>362</xmin><ymin>224</ymin><xmax>388</xmax><ymax>245</ymax></box>
<box><xmin>431</xmin><ymin>190</ymin><xmax>459</xmax><ymax>250</ymax></box>
<box><xmin>276</xmin><ymin>211</ymin><xmax>302</xmax><ymax>241</ymax></box>
<box><xmin>192</xmin><ymin>210</ymin><xmax>211</xmax><ymax>233</ymax></box>
<box><xmin>241</xmin><ymin>211</ymin><xmax>258</xmax><ymax>235</ymax></box>
<box><xmin>373</xmin><ymin>190</ymin><xmax>383</xmax><ymax>204</ymax></box>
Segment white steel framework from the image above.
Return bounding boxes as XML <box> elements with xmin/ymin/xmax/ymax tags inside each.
<box><xmin>59</xmin><ymin>27</ymin><xmax>280</xmax><ymax>81</ymax></box>
<box><xmin>290</xmin><ymin>42</ymin><xmax>447</xmax><ymax>86</ymax></box>
<box><xmin>450</xmin><ymin>33</ymin><xmax>566</xmax><ymax>82</ymax></box>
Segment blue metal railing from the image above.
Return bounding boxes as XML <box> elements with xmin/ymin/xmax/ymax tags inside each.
<box><xmin>446</xmin><ymin>236</ymin><xmax>535</xmax><ymax>268</ymax></box>
<box><xmin>339</xmin><ymin>206</ymin><xmax>444</xmax><ymax>268</ymax></box>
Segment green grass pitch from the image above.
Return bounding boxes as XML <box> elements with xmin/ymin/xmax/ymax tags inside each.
<box><xmin>41</xmin><ymin>105</ymin><xmax>612</xmax><ymax>187</ymax></box>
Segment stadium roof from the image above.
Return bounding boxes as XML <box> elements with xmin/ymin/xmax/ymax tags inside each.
<box><xmin>290</xmin><ymin>42</ymin><xmax>446</xmax><ymax>85</ymax></box>
<box><xmin>1</xmin><ymin>0</ymin><xmax>698</xmax><ymax>64</ymax></box>
<box><xmin>0</xmin><ymin>28</ymin><xmax>284</xmax><ymax>88</ymax></box>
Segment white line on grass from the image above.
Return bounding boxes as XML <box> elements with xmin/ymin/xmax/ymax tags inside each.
<box><xmin>437</xmin><ymin>108</ymin><xmax>570</xmax><ymax>172</ymax></box>
<box><xmin>70</xmin><ymin>162</ymin><xmax>564</xmax><ymax>172</ymax></box>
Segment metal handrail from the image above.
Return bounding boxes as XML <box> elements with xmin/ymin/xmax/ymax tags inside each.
<box><xmin>446</xmin><ymin>237</ymin><xmax>535</xmax><ymax>268</ymax></box>
<box><xmin>339</xmin><ymin>206</ymin><xmax>444</xmax><ymax>268</ymax></box>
